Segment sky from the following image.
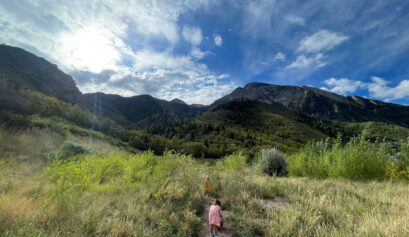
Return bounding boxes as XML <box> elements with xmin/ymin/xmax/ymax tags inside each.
<box><xmin>1</xmin><ymin>0</ymin><xmax>409</xmax><ymax>105</ymax></box>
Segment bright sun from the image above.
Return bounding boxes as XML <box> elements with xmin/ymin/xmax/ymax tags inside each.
<box><xmin>62</xmin><ymin>30</ymin><xmax>120</xmax><ymax>73</ymax></box>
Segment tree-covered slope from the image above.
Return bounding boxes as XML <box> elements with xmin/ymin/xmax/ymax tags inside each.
<box><xmin>158</xmin><ymin>99</ymin><xmax>327</xmax><ymax>155</ymax></box>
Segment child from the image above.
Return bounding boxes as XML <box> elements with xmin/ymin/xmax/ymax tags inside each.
<box><xmin>209</xmin><ymin>199</ymin><xmax>223</xmax><ymax>237</ymax></box>
<box><xmin>204</xmin><ymin>176</ymin><xmax>212</xmax><ymax>197</ymax></box>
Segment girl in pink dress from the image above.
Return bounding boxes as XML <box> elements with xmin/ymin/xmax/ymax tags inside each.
<box><xmin>208</xmin><ymin>199</ymin><xmax>223</xmax><ymax>237</ymax></box>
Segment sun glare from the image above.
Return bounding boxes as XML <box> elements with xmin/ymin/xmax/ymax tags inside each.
<box><xmin>61</xmin><ymin>30</ymin><xmax>120</xmax><ymax>73</ymax></box>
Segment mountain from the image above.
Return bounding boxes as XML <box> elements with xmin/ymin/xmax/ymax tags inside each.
<box><xmin>0</xmin><ymin>44</ymin><xmax>204</xmax><ymax>129</ymax></box>
<box><xmin>0</xmin><ymin>44</ymin><xmax>82</xmax><ymax>103</ymax></box>
<box><xmin>158</xmin><ymin>99</ymin><xmax>327</xmax><ymax>155</ymax></box>
<box><xmin>2</xmin><ymin>44</ymin><xmax>409</xmax><ymax>158</ymax></box>
<box><xmin>82</xmin><ymin>93</ymin><xmax>206</xmax><ymax>129</ymax></box>
<box><xmin>212</xmin><ymin>82</ymin><xmax>409</xmax><ymax>127</ymax></box>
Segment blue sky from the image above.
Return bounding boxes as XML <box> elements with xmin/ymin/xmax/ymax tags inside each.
<box><xmin>1</xmin><ymin>0</ymin><xmax>409</xmax><ymax>104</ymax></box>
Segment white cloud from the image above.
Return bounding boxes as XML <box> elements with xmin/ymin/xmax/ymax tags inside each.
<box><xmin>286</xmin><ymin>30</ymin><xmax>348</xmax><ymax>72</ymax></box>
<box><xmin>367</xmin><ymin>76</ymin><xmax>409</xmax><ymax>100</ymax></box>
<box><xmin>274</xmin><ymin>52</ymin><xmax>286</xmax><ymax>61</ymax></box>
<box><xmin>321</xmin><ymin>78</ymin><xmax>366</xmax><ymax>95</ymax></box>
<box><xmin>190</xmin><ymin>47</ymin><xmax>207</xmax><ymax>59</ymax></box>
<box><xmin>132</xmin><ymin>49</ymin><xmax>195</xmax><ymax>71</ymax></box>
<box><xmin>77</xmin><ymin>68</ymin><xmax>235</xmax><ymax>105</ymax></box>
<box><xmin>0</xmin><ymin>0</ymin><xmax>217</xmax><ymax>73</ymax></box>
<box><xmin>287</xmin><ymin>54</ymin><xmax>326</xmax><ymax>69</ymax></box>
<box><xmin>182</xmin><ymin>25</ymin><xmax>203</xmax><ymax>46</ymax></box>
<box><xmin>320</xmin><ymin>76</ymin><xmax>409</xmax><ymax>101</ymax></box>
<box><xmin>285</xmin><ymin>15</ymin><xmax>305</xmax><ymax>26</ymax></box>
<box><xmin>0</xmin><ymin>0</ymin><xmax>235</xmax><ymax>104</ymax></box>
<box><xmin>298</xmin><ymin>30</ymin><xmax>349</xmax><ymax>53</ymax></box>
<box><xmin>214</xmin><ymin>34</ymin><xmax>223</xmax><ymax>46</ymax></box>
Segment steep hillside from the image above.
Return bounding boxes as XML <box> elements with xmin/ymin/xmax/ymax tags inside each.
<box><xmin>159</xmin><ymin>99</ymin><xmax>327</xmax><ymax>155</ymax></box>
<box><xmin>212</xmin><ymin>82</ymin><xmax>409</xmax><ymax>127</ymax></box>
<box><xmin>0</xmin><ymin>44</ymin><xmax>81</xmax><ymax>103</ymax></box>
<box><xmin>0</xmin><ymin>44</ymin><xmax>204</xmax><ymax>129</ymax></box>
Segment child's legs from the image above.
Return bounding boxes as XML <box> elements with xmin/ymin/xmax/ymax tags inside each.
<box><xmin>211</xmin><ymin>225</ymin><xmax>219</xmax><ymax>234</ymax></box>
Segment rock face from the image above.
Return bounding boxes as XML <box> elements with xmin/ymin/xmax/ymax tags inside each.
<box><xmin>0</xmin><ymin>44</ymin><xmax>82</xmax><ymax>103</ymax></box>
<box><xmin>212</xmin><ymin>82</ymin><xmax>409</xmax><ymax>127</ymax></box>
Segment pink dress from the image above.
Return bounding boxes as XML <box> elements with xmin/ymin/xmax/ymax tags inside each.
<box><xmin>208</xmin><ymin>204</ymin><xmax>222</xmax><ymax>227</ymax></box>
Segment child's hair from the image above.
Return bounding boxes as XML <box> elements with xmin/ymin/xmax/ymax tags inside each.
<box><xmin>214</xmin><ymin>199</ymin><xmax>221</xmax><ymax>207</ymax></box>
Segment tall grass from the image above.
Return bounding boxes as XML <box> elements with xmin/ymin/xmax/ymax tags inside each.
<box><xmin>288</xmin><ymin>137</ymin><xmax>395</xmax><ymax>180</ymax></box>
<box><xmin>1</xmin><ymin>151</ymin><xmax>409</xmax><ymax>236</ymax></box>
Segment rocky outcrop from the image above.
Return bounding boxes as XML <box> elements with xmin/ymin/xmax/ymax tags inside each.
<box><xmin>212</xmin><ymin>82</ymin><xmax>409</xmax><ymax>127</ymax></box>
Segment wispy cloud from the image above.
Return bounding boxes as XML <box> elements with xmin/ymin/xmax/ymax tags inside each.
<box><xmin>285</xmin><ymin>15</ymin><xmax>305</xmax><ymax>26</ymax></box>
<box><xmin>182</xmin><ymin>25</ymin><xmax>203</xmax><ymax>46</ymax></box>
<box><xmin>1</xmin><ymin>0</ymin><xmax>409</xmax><ymax>104</ymax></box>
<box><xmin>274</xmin><ymin>52</ymin><xmax>286</xmax><ymax>61</ymax></box>
<box><xmin>0</xmin><ymin>0</ymin><xmax>235</xmax><ymax>104</ymax></box>
<box><xmin>287</xmin><ymin>54</ymin><xmax>326</xmax><ymax>69</ymax></box>
<box><xmin>190</xmin><ymin>47</ymin><xmax>208</xmax><ymax>59</ymax></box>
<box><xmin>298</xmin><ymin>30</ymin><xmax>349</xmax><ymax>53</ymax></box>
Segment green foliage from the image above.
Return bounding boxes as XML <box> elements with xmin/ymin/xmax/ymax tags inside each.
<box><xmin>157</xmin><ymin>100</ymin><xmax>326</xmax><ymax>158</ymax></box>
<box><xmin>260</xmin><ymin>148</ymin><xmax>288</xmax><ymax>176</ymax></box>
<box><xmin>387</xmin><ymin>138</ymin><xmax>409</xmax><ymax>180</ymax></box>
<box><xmin>42</xmin><ymin>151</ymin><xmax>204</xmax><ymax>236</ymax></box>
<box><xmin>215</xmin><ymin>152</ymin><xmax>247</xmax><ymax>173</ymax></box>
<box><xmin>288</xmin><ymin>137</ymin><xmax>391</xmax><ymax>180</ymax></box>
<box><xmin>311</xmin><ymin>120</ymin><xmax>409</xmax><ymax>143</ymax></box>
<box><xmin>181</xmin><ymin>142</ymin><xmax>206</xmax><ymax>158</ymax></box>
<box><xmin>46</xmin><ymin>141</ymin><xmax>90</xmax><ymax>161</ymax></box>
<box><xmin>1</xmin><ymin>148</ymin><xmax>409</xmax><ymax>236</ymax></box>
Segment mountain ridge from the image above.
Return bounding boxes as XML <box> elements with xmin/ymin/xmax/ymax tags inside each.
<box><xmin>2</xmin><ymin>44</ymin><xmax>409</xmax><ymax>157</ymax></box>
<box><xmin>212</xmin><ymin>82</ymin><xmax>409</xmax><ymax>127</ymax></box>
<box><xmin>2</xmin><ymin>44</ymin><xmax>409</xmax><ymax>131</ymax></box>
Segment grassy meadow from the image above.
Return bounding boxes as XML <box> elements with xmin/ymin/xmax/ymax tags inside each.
<box><xmin>1</xmin><ymin>128</ymin><xmax>409</xmax><ymax>237</ymax></box>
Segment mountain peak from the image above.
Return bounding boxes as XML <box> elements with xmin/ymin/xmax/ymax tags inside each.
<box><xmin>212</xmin><ymin>82</ymin><xmax>409</xmax><ymax>126</ymax></box>
<box><xmin>171</xmin><ymin>98</ymin><xmax>187</xmax><ymax>105</ymax></box>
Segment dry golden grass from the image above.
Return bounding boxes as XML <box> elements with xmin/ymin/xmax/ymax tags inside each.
<box><xmin>0</xmin><ymin>146</ymin><xmax>408</xmax><ymax>236</ymax></box>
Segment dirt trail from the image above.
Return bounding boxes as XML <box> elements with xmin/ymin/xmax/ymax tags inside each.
<box><xmin>199</xmin><ymin>197</ymin><xmax>234</xmax><ymax>237</ymax></box>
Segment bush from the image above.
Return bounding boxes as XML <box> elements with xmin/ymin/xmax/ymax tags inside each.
<box><xmin>47</xmin><ymin>141</ymin><xmax>90</xmax><ymax>161</ymax></box>
<box><xmin>288</xmin><ymin>137</ymin><xmax>391</xmax><ymax>180</ymax></box>
<box><xmin>182</xmin><ymin>142</ymin><xmax>206</xmax><ymax>158</ymax></box>
<box><xmin>260</xmin><ymin>148</ymin><xmax>287</xmax><ymax>176</ymax></box>
<box><xmin>387</xmin><ymin>139</ymin><xmax>409</xmax><ymax>180</ymax></box>
<box><xmin>287</xmin><ymin>139</ymin><xmax>330</xmax><ymax>178</ymax></box>
<box><xmin>328</xmin><ymin>137</ymin><xmax>389</xmax><ymax>180</ymax></box>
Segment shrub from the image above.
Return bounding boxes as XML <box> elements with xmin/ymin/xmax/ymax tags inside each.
<box><xmin>387</xmin><ymin>139</ymin><xmax>409</xmax><ymax>180</ymax></box>
<box><xmin>260</xmin><ymin>148</ymin><xmax>287</xmax><ymax>176</ymax></box>
<box><xmin>327</xmin><ymin>137</ymin><xmax>389</xmax><ymax>180</ymax></box>
<box><xmin>47</xmin><ymin>141</ymin><xmax>90</xmax><ymax>161</ymax></box>
<box><xmin>182</xmin><ymin>142</ymin><xmax>206</xmax><ymax>158</ymax></box>
<box><xmin>288</xmin><ymin>137</ymin><xmax>391</xmax><ymax>180</ymax></box>
<box><xmin>287</xmin><ymin>139</ymin><xmax>330</xmax><ymax>178</ymax></box>
<box><xmin>217</xmin><ymin>152</ymin><xmax>247</xmax><ymax>172</ymax></box>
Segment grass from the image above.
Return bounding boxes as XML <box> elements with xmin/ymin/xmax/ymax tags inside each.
<box><xmin>1</xmin><ymin>150</ymin><xmax>408</xmax><ymax>237</ymax></box>
<box><xmin>288</xmin><ymin>137</ymin><xmax>409</xmax><ymax>180</ymax></box>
